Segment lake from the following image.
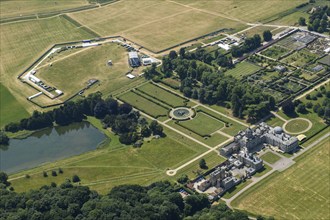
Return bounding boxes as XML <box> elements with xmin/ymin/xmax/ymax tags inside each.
<box><xmin>0</xmin><ymin>122</ymin><xmax>106</xmax><ymax>174</ymax></box>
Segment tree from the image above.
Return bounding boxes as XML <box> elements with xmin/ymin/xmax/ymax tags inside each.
<box><xmin>150</xmin><ymin>120</ymin><xmax>163</xmax><ymax>136</ymax></box>
<box><xmin>263</xmin><ymin>30</ymin><xmax>273</xmax><ymax>41</ymax></box>
<box><xmin>118</xmin><ymin>103</ymin><xmax>132</xmax><ymax>115</ymax></box>
<box><xmin>169</xmin><ymin>50</ymin><xmax>178</xmax><ymax>60</ymax></box>
<box><xmin>296</xmin><ymin>103</ymin><xmax>306</xmax><ymax>113</ymax></box>
<box><xmin>179</xmin><ymin>47</ymin><xmax>185</xmax><ymax>58</ymax></box>
<box><xmin>51</xmin><ymin>170</ymin><xmax>57</xmax><ymax>177</ymax></box>
<box><xmin>177</xmin><ymin>175</ymin><xmax>189</xmax><ymax>184</ymax></box>
<box><xmin>141</xmin><ymin>126</ymin><xmax>151</xmax><ymax>138</ymax></box>
<box><xmin>72</xmin><ymin>175</ymin><xmax>81</xmax><ymax>183</ymax></box>
<box><xmin>0</xmin><ymin>131</ymin><xmax>9</xmax><ymax>145</ymax></box>
<box><xmin>298</xmin><ymin>17</ymin><xmax>306</xmax><ymax>26</ymax></box>
<box><xmin>282</xmin><ymin>100</ymin><xmax>295</xmax><ymax>115</ymax></box>
<box><xmin>0</xmin><ymin>172</ymin><xmax>10</xmax><ymax>187</ymax></box>
<box><xmin>43</xmin><ymin>171</ymin><xmax>48</xmax><ymax>177</ymax></box>
<box><xmin>94</xmin><ymin>100</ymin><xmax>107</xmax><ymax>119</ymax></box>
<box><xmin>199</xmin><ymin>158</ymin><xmax>207</xmax><ymax>169</ymax></box>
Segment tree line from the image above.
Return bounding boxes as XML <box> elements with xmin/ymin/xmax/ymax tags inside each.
<box><xmin>0</xmin><ymin>172</ymin><xmax>269</xmax><ymax>220</ymax></box>
<box><xmin>144</xmin><ymin>47</ymin><xmax>276</xmax><ymax>122</ymax></box>
<box><xmin>4</xmin><ymin>92</ymin><xmax>163</xmax><ymax>146</ymax></box>
<box><xmin>299</xmin><ymin>5</ymin><xmax>329</xmax><ymax>33</ymax></box>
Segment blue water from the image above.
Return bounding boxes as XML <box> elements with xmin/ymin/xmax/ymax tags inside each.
<box><xmin>0</xmin><ymin>122</ymin><xmax>106</xmax><ymax>174</ymax></box>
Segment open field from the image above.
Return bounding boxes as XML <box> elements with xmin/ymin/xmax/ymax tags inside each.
<box><xmin>261</xmin><ymin>152</ymin><xmax>281</xmax><ymax>164</ymax></box>
<box><xmin>0</xmin><ymin>15</ymin><xmax>95</xmax><ymax>115</ymax></box>
<box><xmin>0</xmin><ymin>0</ymin><xmax>89</xmax><ymax>19</ymax></box>
<box><xmin>225</xmin><ymin>61</ymin><xmax>261</xmax><ymax>80</ymax></box>
<box><xmin>238</xmin><ymin>26</ymin><xmax>275</xmax><ymax>38</ymax></box>
<box><xmin>137</xmin><ymin>83</ymin><xmax>190</xmax><ymax>107</ymax></box>
<box><xmin>68</xmin><ymin>0</ymin><xmax>244</xmax><ymax>51</ymax></box>
<box><xmin>181</xmin><ymin>0</ymin><xmax>307</xmax><ymax>23</ymax></box>
<box><xmin>119</xmin><ymin>91</ymin><xmax>169</xmax><ymax>118</ymax></box>
<box><xmin>232</xmin><ymin>137</ymin><xmax>330</xmax><ymax>220</ymax></box>
<box><xmin>9</xmin><ymin>117</ymin><xmax>207</xmax><ymax>194</ymax></box>
<box><xmin>37</xmin><ymin>43</ymin><xmax>132</xmax><ymax>101</ymax></box>
<box><xmin>178</xmin><ymin>112</ymin><xmax>224</xmax><ymax>136</ymax></box>
<box><xmin>0</xmin><ymin>83</ymin><xmax>30</xmax><ymax>127</ymax></box>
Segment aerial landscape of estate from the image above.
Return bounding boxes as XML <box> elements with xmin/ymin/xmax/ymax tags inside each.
<box><xmin>0</xmin><ymin>0</ymin><xmax>329</xmax><ymax>219</ymax></box>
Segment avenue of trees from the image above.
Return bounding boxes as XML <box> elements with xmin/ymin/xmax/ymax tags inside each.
<box><xmin>145</xmin><ymin>47</ymin><xmax>276</xmax><ymax>122</ymax></box>
<box><xmin>4</xmin><ymin>93</ymin><xmax>163</xmax><ymax>146</ymax></box>
<box><xmin>0</xmin><ymin>173</ymin><xmax>254</xmax><ymax>220</ymax></box>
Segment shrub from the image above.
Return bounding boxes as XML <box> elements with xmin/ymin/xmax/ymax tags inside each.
<box><xmin>43</xmin><ymin>171</ymin><xmax>48</xmax><ymax>177</ymax></box>
<box><xmin>72</xmin><ymin>175</ymin><xmax>81</xmax><ymax>183</ymax></box>
<box><xmin>51</xmin><ymin>170</ymin><xmax>57</xmax><ymax>177</ymax></box>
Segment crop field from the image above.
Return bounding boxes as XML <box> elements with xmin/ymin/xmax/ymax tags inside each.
<box><xmin>282</xmin><ymin>49</ymin><xmax>319</xmax><ymax>67</ymax></box>
<box><xmin>0</xmin><ymin>16</ymin><xmax>95</xmax><ymax>114</ymax></box>
<box><xmin>260</xmin><ymin>152</ymin><xmax>281</xmax><ymax>164</ymax></box>
<box><xmin>0</xmin><ymin>0</ymin><xmax>89</xmax><ymax>19</ymax></box>
<box><xmin>9</xmin><ymin>118</ymin><xmax>207</xmax><ymax>194</ymax></box>
<box><xmin>181</xmin><ymin>0</ymin><xmax>307</xmax><ymax>23</ymax></box>
<box><xmin>178</xmin><ymin>112</ymin><xmax>224</xmax><ymax>136</ymax></box>
<box><xmin>260</xmin><ymin>45</ymin><xmax>290</xmax><ymax>60</ymax></box>
<box><xmin>68</xmin><ymin>0</ymin><xmax>244</xmax><ymax>51</ymax></box>
<box><xmin>37</xmin><ymin>43</ymin><xmax>132</xmax><ymax>101</ymax></box>
<box><xmin>137</xmin><ymin>83</ymin><xmax>190</xmax><ymax>107</ymax></box>
<box><xmin>232</xmin><ymin>138</ymin><xmax>330</xmax><ymax>220</ymax></box>
<box><xmin>119</xmin><ymin>91</ymin><xmax>169</xmax><ymax>118</ymax></box>
<box><xmin>0</xmin><ymin>83</ymin><xmax>30</xmax><ymax>127</ymax></box>
<box><xmin>225</xmin><ymin>61</ymin><xmax>261</xmax><ymax>80</ymax></box>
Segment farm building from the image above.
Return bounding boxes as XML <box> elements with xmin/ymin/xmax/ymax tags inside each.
<box><xmin>128</xmin><ymin>52</ymin><xmax>141</xmax><ymax>67</ymax></box>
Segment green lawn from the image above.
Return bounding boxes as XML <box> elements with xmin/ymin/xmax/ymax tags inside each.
<box><xmin>0</xmin><ymin>83</ymin><xmax>30</xmax><ymax>127</ymax></box>
<box><xmin>119</xmin><ymin>91</ymin><xmax>169</xmax><ymax>118</ymax></box>
<box><xmin>225</xmin><ymin>61</ymin><xmax>261</xmax><ymax>80</ymax></box>
<box><xmin>9</xmin><ymin>117</ymin><xmax>207</xmax><ymax>194</ymax></box>
<box><xmin>37</xmin><ymin>43</ymin><xmax>132</xmax><ymax>101</ymax></box>
<box><xmin>232</xmin><ymin>138</ymin><xmax>330</xmax><ymax>220</ymax></box>
<box><xmin>166</xmin><ymin>120</ymin><xmax>228</xmax><ymax>147</ymax></box>
<box><xmin>178</xmin><ymin>112</ymin><xmax>224</xmax><ymax>136</ymax></box>
<box><xmin>137</xmin><ymin>83</ymin><xmax>190</xmax><ymax>107</ymax></box>
<box><xmin>261</xmin><ymin>152</ymin><xmax>281</xmax><ymax>164</ymax></box>
<box><xmin>221</xmin><ymin>180</ymin><xmax>252</xmax><ymax>199</ymax></box>
<box><xmin>0</xmin><ymin>15</ymin><xmax>95</xmax><ymax>113</ymax></box>
<box><xmin>171</xmin><ymin>152</ymin><xmax>226</xmax><ymax>180</ymax></box>
<box><xmin>284</xmin><ymin>118</ymin><xmax>310</xmax><ymax>134</ymax></box>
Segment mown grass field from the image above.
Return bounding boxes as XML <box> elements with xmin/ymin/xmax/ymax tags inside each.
<box><xmin>9</xmin><ymin>117</ymin><xmax>207</xmax><ymax>194</ymax></box>
<box><xmin>137</xmin><ymin>83</ymin><xmax>190</xmax><ymax>107</ymax></box>
<box><xmin>0</xmin><ymin>83</ymin><xmax>30</xmax><ymax>127</ymax></box>
<box><xmin>37</xmin><ymin>43</ymin><xmax>132</xmax><ymax>101</ymax></box>
<box><xmin>178</xmin><ymin>112</ymin><xmax>224</xmax><ymax>136</ymax></box>
<box><xmin>166</xmin><ymin>120</ymin><xmax>229</xmax><ymax>147</ymax></box>
<box><xmin>232</xmin><ymin>137</ymin><xmax>330</xmax><ymax>220</ymax></box>
<box><xmin>0</xmin><ymin>0</ymin><xmax>89</xmax><ymax>19</ymax></box>
<box><xmin>260</xmin><ymin>152</ymin><xmax>281</xmax><ymax>164</ymax></box>
<box><xmin>182</xmin><ymin>0</ymin><xmax>307</xmax><ymax>23</ymax></box>
<box><xmin>68</xmin><ymin>0</ymin><xmax>244</xmax><ymax>51</ymax></box>
<box><xmin>225</xmin><ymin>61</ymin><xmax>261</xmax><ymax>80</ymax></box>
<box><xmin>285</xmin><ymin>119</ymin><xmax>311</xmax><ymax>134</ymax></box>
<box><xmin>119</xmin><ymin>91</ymin><xmax>169</xmax><ymax>118</ymax></box>
<box><xmin>0</xmin><ymin>15</ymin><xmax>95</xmax><ymax>114</ymax></box>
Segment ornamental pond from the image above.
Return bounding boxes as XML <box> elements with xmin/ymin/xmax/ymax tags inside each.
<box><xmin>0</xmin><ymin>122</ymin><xmax>106</xmax><ymax>174</ymax></box>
